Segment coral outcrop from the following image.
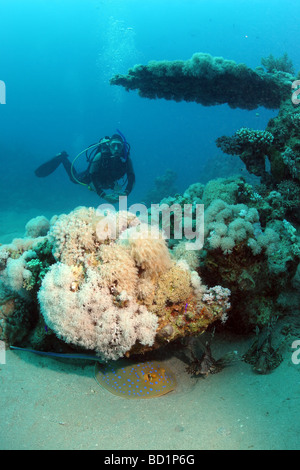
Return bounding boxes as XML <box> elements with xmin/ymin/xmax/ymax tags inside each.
<box><xmin>0</xmin><ymin>209</ymin><xmax>230</xmax><ymax>361</ymax></box>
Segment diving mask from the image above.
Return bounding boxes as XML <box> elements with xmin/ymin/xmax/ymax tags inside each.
<box><xmin>110</xmin><ymin>139</ymin><xmax>124</xmax><ymax>154</ymax></box>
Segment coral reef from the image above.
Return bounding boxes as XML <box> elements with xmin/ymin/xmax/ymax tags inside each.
<box><xmin>0</xmin><ymin>207</ymin><xmax>230</xmax><ymax>361</ymax></box>
<box><xmin>216</xmin><ymin>128</ymin><xmax>275</xmax><ymax>185</ymax></box>
<box><xmin>143</xmin><ymin>169</ymin><xmax>178</xmax><ymax>206</ymax></box>
<box><xmin>202</xmin><ymin>197</ymin><xmax>299</xmax><ymax>328</ymax></box>
<box><xmin>151</xmin><ymin>176</ymin><xmax>299</xmax><ymax>330</ymax></box>
<box><xmin>1</xmin><ymin>172</ymin><xmax>298</xmax><ymax>358</ymax></box>
<box><xmin>110</xmin><ymin>52</ymin><xmax>294</xmax><ymax>110</ymax></box>
<box><xmin>216</xmin><ymin>97</ymin><xmax>300</xmax><ymax>223</ymax></box>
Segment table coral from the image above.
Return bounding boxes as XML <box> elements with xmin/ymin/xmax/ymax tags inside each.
<box><xmin>110</xmin><ymin>53</ymin><xmax>293</xmax><ymax>110</ymax></box>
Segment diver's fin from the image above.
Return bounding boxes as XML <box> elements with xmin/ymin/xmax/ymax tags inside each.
<box><xmin>34</xmin><ymin>153</ymin><xmax>66</xmax><ymax>177</ymax></box>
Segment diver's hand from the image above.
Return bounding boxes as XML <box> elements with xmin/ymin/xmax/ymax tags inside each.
<box><xmin>104</xmin><ymin>193</ymin><xmax>120</xmax><ymax>203</ymax></box>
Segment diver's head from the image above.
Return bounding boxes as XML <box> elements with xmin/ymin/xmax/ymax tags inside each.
<box><xmin>109</xmin><ymin>134</ymin><xmax>124</xmax><ymax>157</ymax></box>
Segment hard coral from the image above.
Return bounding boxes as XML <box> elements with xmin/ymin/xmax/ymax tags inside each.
<box><xmin>25</xmin><ymin>216</ymin><xmax>50</xmax><ymax>238</ymax></box>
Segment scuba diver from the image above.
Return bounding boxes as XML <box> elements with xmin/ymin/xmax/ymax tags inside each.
<box><xmin>35</xmin><ymin>131</ymin><xmax>135</xmax><ymax>203</ymax></box>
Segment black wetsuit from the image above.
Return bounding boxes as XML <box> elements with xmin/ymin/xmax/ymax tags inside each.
<box><xmin>62</xmin><ymin>152</ymin><xmax>135</xmax><ymax>198</ymax></box>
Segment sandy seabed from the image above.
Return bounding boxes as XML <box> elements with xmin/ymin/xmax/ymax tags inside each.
<box><xmin>0</xmin><ymin>209</ymin><xmax>299</xmax><ymax>451</ymax></box>
<box><xmin>1</xmin><ymin>338</ymin><xmax>300</xmax><ymax>451</ymax></box>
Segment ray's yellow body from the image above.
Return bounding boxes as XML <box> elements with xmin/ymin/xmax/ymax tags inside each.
<box><xmin>95</xmin><ymin>360</ymin><xmax>176</xmax><ymax>399</ymax></box>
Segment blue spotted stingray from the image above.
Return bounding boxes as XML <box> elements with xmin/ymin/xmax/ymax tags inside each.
<box><xmin>95</xmin><ymin>359</ymin><xmax>176</xmax><ymax>399</ymax></box>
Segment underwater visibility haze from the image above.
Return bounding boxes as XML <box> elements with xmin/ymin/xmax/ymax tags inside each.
<box><xmin>0</xmin><ymin>0</ymin><xmax>299</xmax><ymax>451</ymax></box>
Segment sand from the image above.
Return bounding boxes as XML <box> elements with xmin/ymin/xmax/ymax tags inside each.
<box><xmin>1</xmin><ymin>334</ymin><xmax>299</xmax><ymax>450</ymax></box>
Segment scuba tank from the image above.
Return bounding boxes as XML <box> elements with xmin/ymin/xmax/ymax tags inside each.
<box><xmin>116</xmin><ymin>129</ymin><xmax>130</xmax><ymax>162</ymax></box>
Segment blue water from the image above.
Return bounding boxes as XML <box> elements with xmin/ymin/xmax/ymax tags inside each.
<box><xmin>0</xmin><ymin>0</ymin><xmax>299</xmax><ymax>451</ymax></box>
<box><xmin>0</xmin><ymin>0</ymin><xmax>298</xmax><ymax>214</ymax></box>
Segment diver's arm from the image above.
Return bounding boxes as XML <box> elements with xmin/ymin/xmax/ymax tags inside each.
<box><xmin>89</xmin><ymin>152</ymin><xmax>102</xmax><ymax>173</ymax></box>
<box><xmin>95</xmin><ymin>187</ymin><xmax>106</xmax><ymax>198</ymax></box>
<box><xmin>88</xmin><ymin>152</ymin><xmax>106</xmax><ymax>197</ymax></box>
<box><xmin>124</xmin><ymin>158</ymin><xmax>135</xmax><ymax>195</ymax></box>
